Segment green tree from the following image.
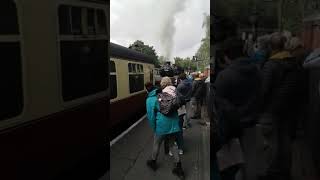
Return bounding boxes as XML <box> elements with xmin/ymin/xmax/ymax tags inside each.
<box><xmin>174</xmin><ymin>57</ymin><xmax>184</xmax><ymax>65</ymax></box>
<box><xmin>129</xmin><ymin>40</ymin><xmax>160</xmax><ymax>67</ymax></box>
<box><xmin>173</xmin><ymin>57</ymin><xmax>196</xmax><ymax>71</ymax></box>
<box><xmin>195</xmin><ymin>14</ymin><xmax>210</xmax><ymax>71</ymax></box>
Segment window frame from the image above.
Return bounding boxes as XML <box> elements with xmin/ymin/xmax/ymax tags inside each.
<box><xmin>110</xmin><ymin>60</ymin><xmax>117</xmax><ymax>99</ymax></box>
<box><xmin>128</xmin><ymin>62</ymin><xmax>145</xmax><ymax>94</ymax></box>
<box><xmin>0</xmin><ymin>0</ymin><xmax>24</xmax><ymax>123</ymax></box>
<box><xmin>57</xmin><ymin>3</ymin><xmax>108</xmax><ymax>105</ymax></box>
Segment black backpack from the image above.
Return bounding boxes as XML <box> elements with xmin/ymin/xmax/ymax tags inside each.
<box><xmin>157</xmin><ymin>92</ymin><xmax>180</xmax><ymax>115</ymax></box>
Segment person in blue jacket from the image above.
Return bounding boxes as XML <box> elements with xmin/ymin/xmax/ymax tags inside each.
<box><xmin>145</xmin><ymin>80</ymin><xmax>185</xmax><ymax>179</ymax></box>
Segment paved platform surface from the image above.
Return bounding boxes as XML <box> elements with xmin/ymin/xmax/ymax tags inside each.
<box><xmin>108</xmin><ymin>117</ymin><xmax>210</xmax><ymax>180</ymax></box>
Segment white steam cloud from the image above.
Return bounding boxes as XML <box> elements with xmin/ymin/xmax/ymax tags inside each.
<box><xmin>111</xmin><ymin>0</ymin><xmax>209</xmax><ymax>60</ymax></box>
<box><xmin>158</xmin><ymin>0</ymin><xmax>187</xmax><ymax>62</ymax></box>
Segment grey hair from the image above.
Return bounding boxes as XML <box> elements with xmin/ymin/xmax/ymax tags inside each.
<box><xmin>160</xmin><ymin>76</ymin><xmax>172</xmax><ymax>89</ymax></box>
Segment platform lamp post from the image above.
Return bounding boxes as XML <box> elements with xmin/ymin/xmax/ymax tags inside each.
<box><xmin>193</xmin><ymin>56</ymin><xmax>198</xmax><ymax>71</ymax></box>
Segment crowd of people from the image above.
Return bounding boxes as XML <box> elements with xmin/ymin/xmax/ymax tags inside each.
<box><xmin>213</xmin><ymin>31</ymin><xmax>316</xmax><ymax>180</ymax></box>
<box><xmin>144</xmin><ymin>71</ymin><xmax>209</xmax><ymax>179</ymax></box>
<box><xmin>141</xmin><ymin>30</ymin><xmax>320</xmax><ymax>180</ymax></box>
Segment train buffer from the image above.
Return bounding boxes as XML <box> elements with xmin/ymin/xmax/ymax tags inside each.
<box><xmin>107</xmin><ymin>115</ymin><xmax>210</xmax><ymax>180</ymax></box>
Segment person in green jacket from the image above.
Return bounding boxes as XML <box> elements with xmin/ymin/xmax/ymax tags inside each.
<box><xmin>145</xmin><ymin>79</ymin><xmax>185</xmax><ymax>179</ymax></box>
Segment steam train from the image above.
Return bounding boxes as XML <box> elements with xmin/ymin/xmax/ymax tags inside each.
<box><xmin>0</xmin><ymin>0</ymin><xmax>108</xmax><ymax>179</ymax></box>
<box><xmin>109</xmin><ymin>43</ymin><xmax>155</xmax><ymax>137</ymax></box>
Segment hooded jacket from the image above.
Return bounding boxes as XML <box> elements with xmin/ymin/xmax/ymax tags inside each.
<box><xmin>176</xmin><ymin>79</ymin><xmax>192</xmax><ymax>102</ymax></box>
<box><xmin>146</xmin><ymin>89</ymin><xmax>181</xmax><ymax>136</ymax></box>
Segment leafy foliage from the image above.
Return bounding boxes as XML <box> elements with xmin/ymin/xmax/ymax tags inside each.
<box><xmin>174</xmin><ymin>57</ymin><xmax>197</xmax><ymax>71</ymax></box>
<box><xmin>129</xmin><ymin>40</ymin><xmax>160</xmax><ymax>67</ymax></box>
<box><xmin>195</xmin><ymin>13</ymin><xmax>210</xmax><ymax>71</ymax></box>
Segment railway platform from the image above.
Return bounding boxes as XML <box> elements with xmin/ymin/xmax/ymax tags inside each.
<box><xmin>108</xmin><ymin>115</ymin><xmax>210</xmax><ymax>180</ymax></box>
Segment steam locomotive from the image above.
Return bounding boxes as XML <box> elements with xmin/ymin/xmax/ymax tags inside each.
<box><xmin>160</xmin><ymin>61</ymin><xmax>184</xmax><ymax>77</ymax></box>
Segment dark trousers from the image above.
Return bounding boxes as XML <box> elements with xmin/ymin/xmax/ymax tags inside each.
<box><xmin>152</xmin><ymin>133</ymin><xmax>180</xmax><ymax>163</ymax></box>
<box><xmin>176</xmin><ymin>115</ymin><xmax>184</xmax><ymax>150</ymax></box>
<box><xmin>260</xmin><ymin>113</ymin><xmax>295</xmax><ymax>179</ymax></box>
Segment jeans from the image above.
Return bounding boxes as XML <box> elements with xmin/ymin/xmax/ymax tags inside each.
<box><xmin>152</xmin><ymin>133</ymin><xmax>180</xmax><ymax>163</ymax></box>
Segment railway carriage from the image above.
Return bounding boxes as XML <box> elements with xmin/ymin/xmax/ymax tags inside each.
<box><xmin>0</xmin><ymin>0</ymin><xmax>108</xmax><ymax>179</ymax></box>
<box><xmin>109</xmin><ymin>43</ymin><xmax>155</xmax><ymax>137</ymax></box>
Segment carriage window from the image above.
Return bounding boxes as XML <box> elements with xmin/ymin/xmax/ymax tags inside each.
<box><xmin>96</xmin><ymin>10</ymin><xmax>107</xmax><ymax>34</ymax></box>
<box><xmin>87</xmin><ymin>8</ymin><xmax>95</xmax><ymax>34</ymax></box>
<box><xmin>60</xmin><ymin>40</ymin><xmax>107</xmax><ymax>101</ymax></box>
<box><xmin>58</xmin><ymin>5</ymin><xmax>72</xmax><ymax>34</ymax></box>
<box><xmin>128</xmin><ymin>63</ymin><xmax>144</xmax><ymax>93</ymax></box>
<box><xmin>0</xmin><ymin>0</ymin><xmax>19</xmax><ymax>34</ymax></box>
<box><xmin>0</xmin><ymin>42</ymin><xmax>23</xmax><ymax>120</ymax></box>
<box><xmin>71</xmin><ymin>7</ymin><xmax>82</xmax><ymax>34</ymax></box>
<box><xmin>128</xmin><ymin>63</ymin><xmax>132</xmax><ymax>72</ymax></box>
<box><xmin>0</xmin><ymin>1</ymin><xmax>23</xmax><ymax>120</ymax></box>
<box><xmin>137</xmin><ymin>65</ymin><xmax>141</xmax><ymax>72</ymax></box>
<box><xmin>132</xmin><ymin>64</ymin><xmax>136</xmax><ymax>73</ymax></box>
<box><xmin>110</xmin><ymin>61</ymin><xmax>117</xmax><ymax>99</ymax></box>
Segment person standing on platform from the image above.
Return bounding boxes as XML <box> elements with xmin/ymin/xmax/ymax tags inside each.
<box><xmin>145</xmin><ymin>79</ymin><xmax>185</xmax><ymax>179</ymax></box>
<box><xmin>175</xmin><ymin>73</ymin><xmax>192</xmax><ymax>153</ymax></box>
<box><xmin>214</xmin><ymin>37</ymin><xmax>262</xmax><ymax>180</ymax></box>
<box><xmin>258</xmin><ymin>33</ymin><xmax>306</xmax><ymax>180</ymax></box>
<box><xmin>191</xmin><ymin>73</ymin><xmax>206</xmax><ymax>119</ymax></box>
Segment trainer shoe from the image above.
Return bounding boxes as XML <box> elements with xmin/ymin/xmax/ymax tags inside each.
<box><xmin>172</xmin><ymin>162</ymin><xmax>185</xmax><ymax>180</ymax></box>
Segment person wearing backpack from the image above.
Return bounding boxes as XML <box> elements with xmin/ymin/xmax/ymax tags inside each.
<box><xmin>145</xmin><ymin>78</ymin><xmax>185</xmax><ymax>179</ymax></box>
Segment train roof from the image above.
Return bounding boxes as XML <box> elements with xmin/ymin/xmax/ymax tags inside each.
<box><xmin>110</xmin><ymin>42</ymin><xmax>155</xmax><ymax>64</ymax></box>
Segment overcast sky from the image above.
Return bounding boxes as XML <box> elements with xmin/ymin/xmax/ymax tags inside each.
<box><xmin>110</xmin><ymin>0</ymin><xmax>210</xmax><ymax>60</ymax></box>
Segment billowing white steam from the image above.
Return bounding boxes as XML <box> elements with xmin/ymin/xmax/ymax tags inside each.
<box><xmin>159</xmin><ymin>0</ymin><xmax>187</xmax><ymax>62</ymax></box>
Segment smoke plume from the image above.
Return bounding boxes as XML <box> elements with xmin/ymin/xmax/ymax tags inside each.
<box><xmin>159</xmin><ymin>0</ymin><xmax>187</xmax><ymax>62</ymax></box>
